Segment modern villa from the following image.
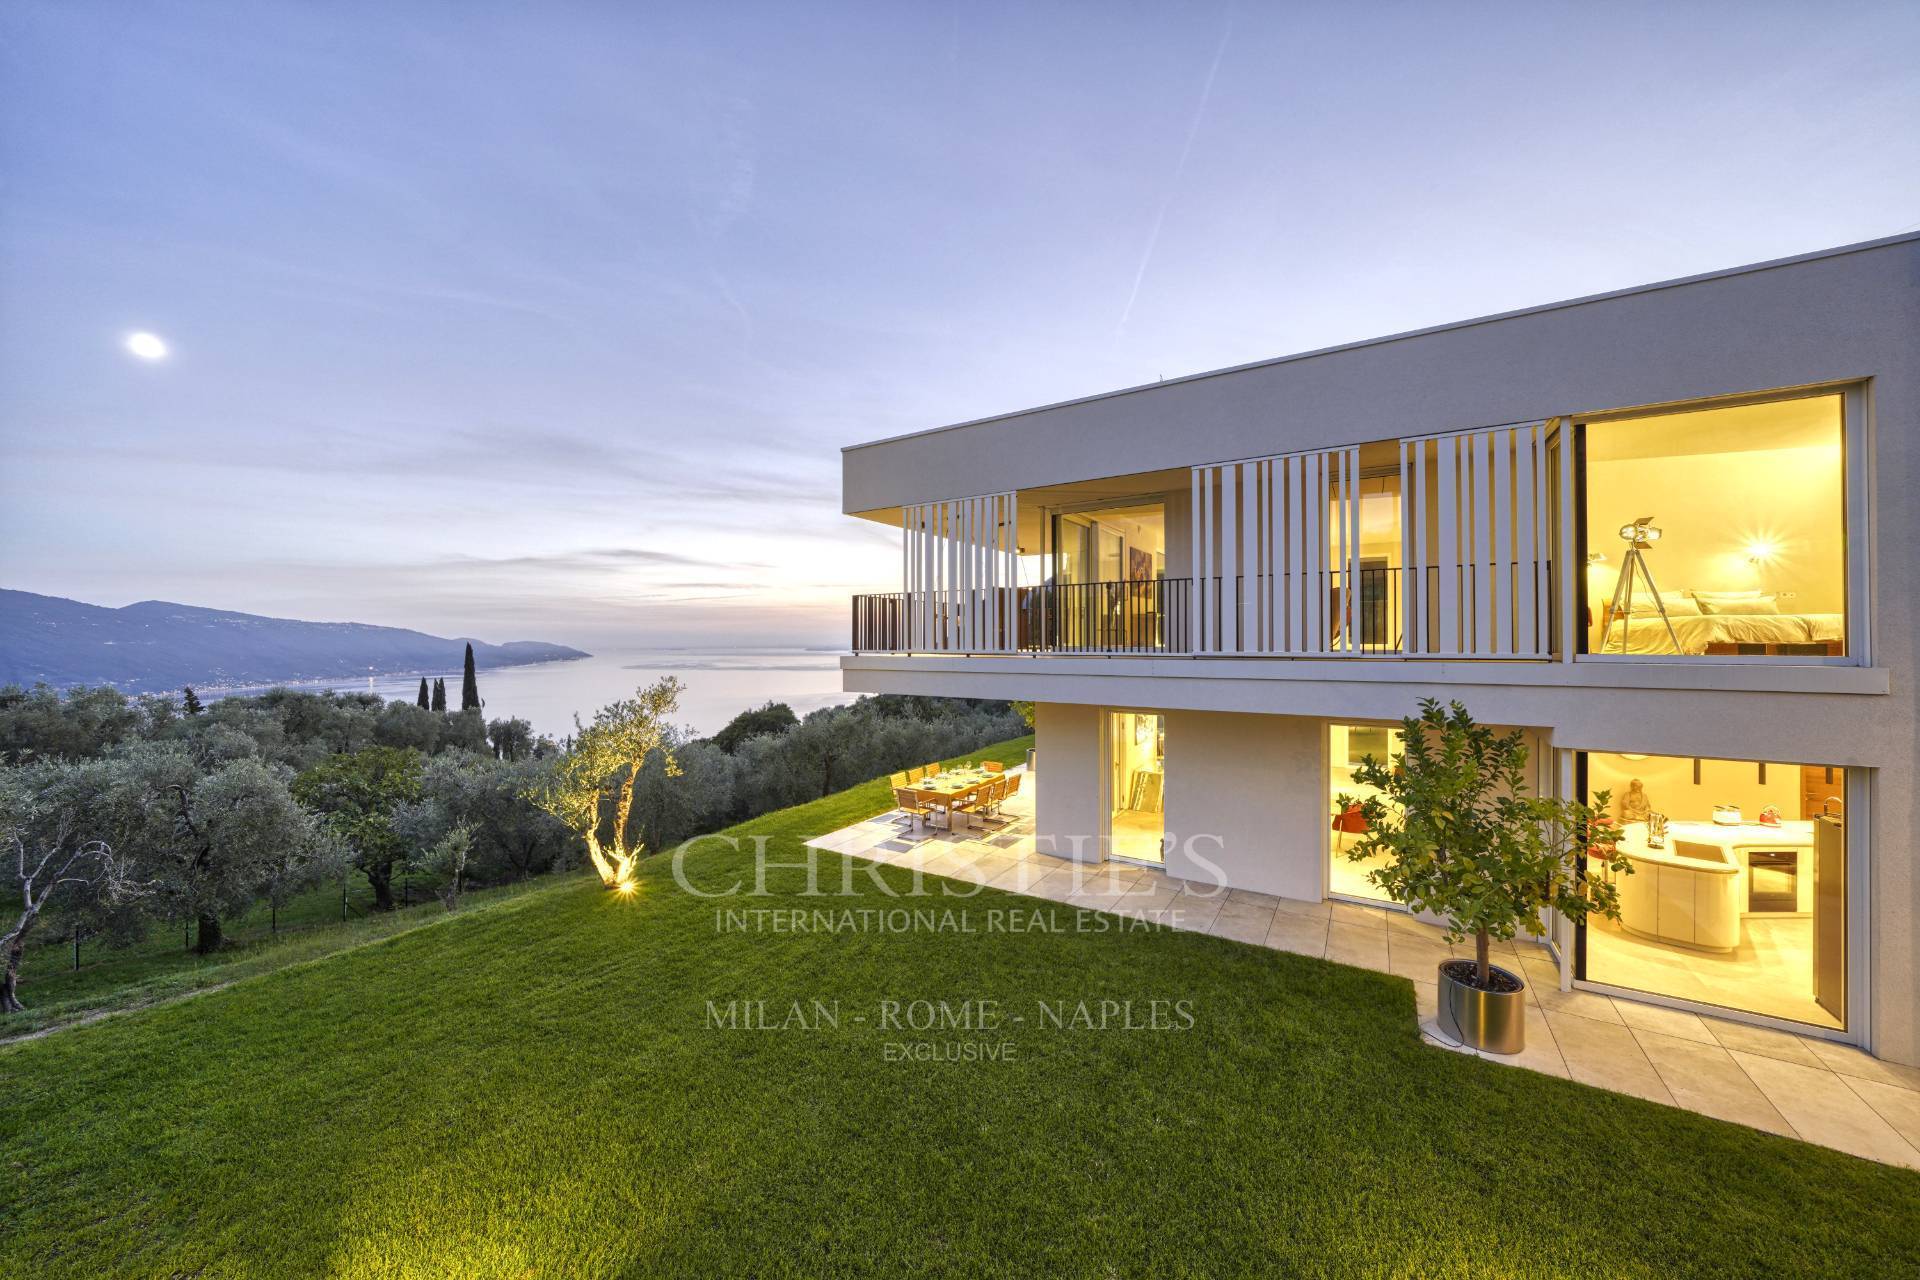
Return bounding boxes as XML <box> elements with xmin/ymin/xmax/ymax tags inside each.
<box><xmin>838</xmin><ymin>233</ymin><xmax>1919</xmax><ymax>1072</ymax></box>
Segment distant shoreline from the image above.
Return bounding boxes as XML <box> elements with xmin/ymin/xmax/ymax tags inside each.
<box><xmin>196</xmin><ymin>652</ymin><xmax>592</xmax><ymax>698</ymax></box>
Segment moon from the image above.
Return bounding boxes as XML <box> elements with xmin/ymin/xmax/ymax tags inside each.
<box><xmin>125</xmin><ymin>331</ymin><xmax>169</xmax><ymax>361</ymax></box>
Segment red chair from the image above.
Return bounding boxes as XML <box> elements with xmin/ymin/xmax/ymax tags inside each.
<box><xmin>1331</xmin><ymin>803</ymin><xmax>1369</xmax><ymax>849</ymax></box>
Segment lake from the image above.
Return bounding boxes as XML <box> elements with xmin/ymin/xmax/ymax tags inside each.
<box><xmin>206</xmin><ymin>648</ymin><xmax>855</xmax><ymax>741</ymax></box>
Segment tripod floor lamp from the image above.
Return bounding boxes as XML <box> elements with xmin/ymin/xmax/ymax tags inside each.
<box><xmin>1600</xmin><ymin>515</ymin><xmax>1682</xmax><ymax>653</ymax></box>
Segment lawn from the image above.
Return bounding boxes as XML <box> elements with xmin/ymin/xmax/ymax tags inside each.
<box><xmin>3</xmin><ymin>733</ymin><xmax>1916</xmax><ymax>1278</ymax></box>
<box><xmin>2</xmin><ymin>865</ymin><xmax>565</xmax><ymax>1040</ymax></box>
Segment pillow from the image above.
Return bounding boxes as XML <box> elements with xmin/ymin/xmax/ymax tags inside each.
<box><xmin>1628</xmin><ymin>596</ymin><xmax>1701</xmax><ymax>616</ymax></box>
<box><xmin>1697</xmin><ymin>592</ymin><xmax>1779</xmax><ymax>615</ymax></box>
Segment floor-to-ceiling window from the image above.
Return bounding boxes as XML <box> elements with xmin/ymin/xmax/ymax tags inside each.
<box><xmin>1328</xmin><ymin>723</ymin><xmax>1402</xmax><ymax>904</ymax></box>
<box><xmin>1051</xmin><ymin>502</ymin><xmax>1167</xmax><ymax>650</ymax></box>
<box><xmin>1581</xmin><ymin>392</ymin><xmax>1848</xmax><ymax>658</ymax></box>
<box><xmin>1108</xmin><ymin>711</ymin><xmax>1165</xmax><ymax>863</ymax></box>
<box><xmin>1580</xmin><ymin>750</ymin><xmax>1848</xmax><ymax>1030</ymax></box>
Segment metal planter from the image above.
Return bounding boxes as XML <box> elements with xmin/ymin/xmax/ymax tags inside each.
<box><xmin>1436</xmin><ymin>961</ymin><xmax>1527</xmax><ymax>1054</ymax></box>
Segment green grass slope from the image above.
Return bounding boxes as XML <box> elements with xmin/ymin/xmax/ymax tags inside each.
<box><xmin>3</xmin><ymin>734</ymin><xmax>1916</xmax><ymax>1278</ymax></box>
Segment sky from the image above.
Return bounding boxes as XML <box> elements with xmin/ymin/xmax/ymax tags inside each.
<box><xmin>3</xmin><ymin>1</ymin><xmax>1917</xmax><ymax>652</ymax></box>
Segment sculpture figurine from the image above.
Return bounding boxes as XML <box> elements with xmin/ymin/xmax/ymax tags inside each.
<box><xmin>1619</xmin><ymin>778</ymin><xmax>1652</xmax><ymax>824</ymax></box>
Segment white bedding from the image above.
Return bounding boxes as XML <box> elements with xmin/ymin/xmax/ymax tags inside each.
<box><xmin>1598</xmin><ymin>612</ymin><xmax>1842</xmax><ymax>655</ymax></box>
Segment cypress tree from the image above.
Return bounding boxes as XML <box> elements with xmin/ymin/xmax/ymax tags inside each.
<box><xmin>182</xmin><ymin>686</ymin><xmax>203</xmax><ymax>716</ymax></box>
<box><xmin>460</xmin><ymin>642</ymin><xmax>480</xmax><ymax>711</ymax></box>
<box><xmin>431</xmin><ymin>678</ymin><xmax>447</xmax><ymax>712</ymax></box>
<box><xmin>416</xmin><ymin>677</ymin><xmax>430</xmax><ymax>709</ymax></box>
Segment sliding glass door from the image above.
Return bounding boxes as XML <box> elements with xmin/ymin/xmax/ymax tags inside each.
<box><xmin>1107</xmin><ymin>711</ymin><xmax>1165</xmax><ymax>864</ymax></box>
<box><xmin>1328</xmin><ymin>723</ymin><xmax>1402</xmax><ymax>905</ymax></box>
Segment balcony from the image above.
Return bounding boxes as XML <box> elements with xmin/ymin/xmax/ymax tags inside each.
<box><xmin>852</xmin><ymin>566</ymin><xmax>1483</xmax><ymax>657</ymax></box>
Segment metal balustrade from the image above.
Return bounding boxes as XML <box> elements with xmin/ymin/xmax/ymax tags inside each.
<box><xmin>853</xmin><ymin>564</ymin><xmax>1556</xmax><ymax>657</ymax></box>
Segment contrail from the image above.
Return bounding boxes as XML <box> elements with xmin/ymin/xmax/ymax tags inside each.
<box><xmin>1116</xmin><ymin>4</ymin><xmax>1235</xmax><ymax>336</ymax></box>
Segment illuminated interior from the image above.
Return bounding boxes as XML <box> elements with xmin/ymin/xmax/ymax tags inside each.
<box><xmin>1582</xmin><ymin>394</ymin><xmax>1846</xmax><ymax>657</ymax></box>
<box><xmin>1108</xmin><ymin>710</ymin><xmax>1165</xmax><ymax>863</ymax></box>
<box><xmin>1582</xmin><ymin>750</ymin><xmax>1847</xmax><ymax>1029</ymax></box>
<box><xmin>1328</xmin><ymin>723</ymin><xmax>1402</xmax><ymax>904</ymax></box>
<box><xmin>1053</xmin><ymin>502</ymin><xmax>1166</xmax><ymax>585</ymax></box>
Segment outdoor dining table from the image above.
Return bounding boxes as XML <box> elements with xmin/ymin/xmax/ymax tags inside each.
<box><xmin>909</xmin><ymin>770</ymin><xmax>994</xmax><ymax>832</ymax></box>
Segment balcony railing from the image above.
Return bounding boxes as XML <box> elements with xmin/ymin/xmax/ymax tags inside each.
<box><xmin>852</xmin><ymin>562</ymin><xmax>1555</xmax><ymax>657</ymax></box>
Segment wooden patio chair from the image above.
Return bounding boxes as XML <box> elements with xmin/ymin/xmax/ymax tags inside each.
<box><xmin>893</xmin><ymin>787</ymin><xmax>935</xmax><ymax>834</ymax></box>
<box><xmin>923</xmin><ymin>762</ymin><xmax>942</xmax><ymax>777</ymax></box>
<box><xmin>956</xmin><ymin>777</ymin><xmax>1001</xmax><ymax>826</ymax></box>
<box><xmin>983</xmin><ymin>760</ymin><xmax>1005</xmax><ymax>773</ymax></box>
<box><xmin>889</xmin><ymin>770</ymin><xmax>909</xmax><ymax>788</ymax></box>
<box><xmin>906</xmin><ymin>766</ymin><xmax>925</xmax><ymax>784</ymax></box>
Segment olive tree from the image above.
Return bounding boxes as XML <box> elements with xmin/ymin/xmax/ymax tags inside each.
<box><xmin>292</xmin><ymin>746</ymin><xmax>423</xmax><ymax>911</ymax></box>
<box><xmin>1</xmin><ymin>763</ymin><xmax>146</xmax><ymax>1012</ymax></box>
<box><xmin>103</xmin><ymin>745</ymin><xmax>329</xmax><ymax>954</ymax></box>
<box><xmin>531</xmin><ymin>678</ymin><xmax>683</xmax><ymax>889</ymax></box>
<box><xmin>1340</xmin><ymin>699</ymin><xmax>1629</xmax><ymax>986</ymax></box>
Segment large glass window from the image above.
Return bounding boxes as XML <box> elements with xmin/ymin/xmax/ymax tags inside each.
<box><xmin>1328</xmin><ymin>723</ymin><xmax>1403</xmax><ymax>905</ymax></box>
<box><xmin>1581</xmin><ymin>751</ymin><xmax>1847</xmax><ymax>1029</ymax></box>
<box><xmin>1582</xmin><ymin>393</ymin><xmax>1846</xmax><ymax>657</ymax></box>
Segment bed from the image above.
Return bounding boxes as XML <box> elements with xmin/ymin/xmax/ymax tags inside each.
<box><xmin>1596</xmin><ymin>591</ymin><xmax>1843</xmax><ymax>656</ymax></box>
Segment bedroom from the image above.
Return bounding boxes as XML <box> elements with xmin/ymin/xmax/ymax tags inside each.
<box><xmin>1582</xmin><ymin>392</ymin><xmax>1847</xmax><ymax>657</ymax></box>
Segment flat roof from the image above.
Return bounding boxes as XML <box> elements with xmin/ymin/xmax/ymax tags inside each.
<box><xmin>842</xmin><ymin>230</ymin><xmax>1920</xmax><ymax>453</ymax></box>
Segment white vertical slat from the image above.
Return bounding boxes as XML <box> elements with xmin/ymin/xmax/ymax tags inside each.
<box><xmin>1329</xmin><ymin>451</ymin><xmax>1343</xmax><ymax>653</ymax></box>
<box><xmin>971</xmin><ymin>496</ymin><xmax>983</xmax><ymax>651</ymax></box>
<box><xmin>1188</xmin><ymin>466</ymin><xmax>1202</xmax><ymax>654</ymax></box>
<box><xmin>997</xmin><ymin>493</ymin><xmax>1008</xmax><ymax>652</ymax></box>
<box><xmin>1556</xmin><ymin>419</ymin><xmax>1575</xmax><ymax>661</ymax></box>
<box><xmin>1297</xmin><ymin>452</ymin><xmax>1313</xmax><ymax>652</ymax></box>
<box><xmin>1333</xmin><ymin>449</ymin><xmax>1348</xmax><ymax>653</ymax></box>
<box><xmin>1221</xmin><ymin>461</ymin><xmax>1238</xmax><ymax>653</ymax></box>
<box><xmin>1492</xmin><ymin>427</ymin><xmax>1512</xmax><ymax>655</ymax></box>
<box><xmin>943</xmin><ymin>500</ymin><xmax>955</xmax><ymax>651</ymax></box>
<box><xmin>1260</xmin><ymin>459</ymin><xmax>1273</xmax><ymax>652</ymax></box>
<box><xmin>1247</xmin><ymin>461</ymin><xmax>1260</xmax><ymax>652</ymax></box>
<box><xmin>1398</xmin><ymin>441</ymin><xmax>1414</xmax><ymax>655</ymax></box>
<box><xmin>1513</xmin><ymin>424</ymin><xmax>1536</xmax><ymax>656</ymax></box>
<box><xmin>1206</xmin><ymin>466</ymin><xmax>1219</xmax><ymax>653</ymax></box>
<box><xmin>984</xmin><ymin>496</ymin><xmax>995</xmax><ymax>650</ymax></box>
<box><xmin>1534</xmin><ymin>420</ymin><xmax>1551</xmax><ymax>657</ymax></box>
<box><xmin>952</xmin><ymin>499</ymin><xmax>963</xmax><ymax>650</ymax></box>
<box><xmin>1435</xmin><ymin>434</ymin><xmax>1458</xmax><ymax>656</ymax></box>
<box><xmin>972</xmin><ymin>496</ymin><xmax>983</xmax><ymax>650</ymax></box>
<box><xmin>1313</xmin><ymin>451</ymin><xmax>1329</xmax><ymax>653</ymax></box>
<box><xmin>1001</xmin><ymin>493</ymin><xmax>1010</xmax><ymax>652</ymax></box>
<box><xmin>1472</xmin><ymin>432</ymin><xmax>1492</xmax><ymax>655</ymax></box>
<box><xmin>1288</xmin><ymin>454</ymin><xmax>1305</xmax><ymax>653</ymax></box>
<box><xmin>1194</xmin><ymin>467</ymin><xmax>1208</xmax><ymax>653</ymax></box>
<box><xmin>1412</xmin><ymin>439</ymin><xmax>1429</xmax><ymax>656</ymax></box>
<box><xmin>1346</xmin><ymin>447</ymin><xmax>1361</xmax><ymax>654</ymax></box>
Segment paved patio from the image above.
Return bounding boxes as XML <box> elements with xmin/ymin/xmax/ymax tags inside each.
<box><xmin>806</xmin><ymin>772</ymin><xmax>1920</xmax><ymax>1169</ymax></box>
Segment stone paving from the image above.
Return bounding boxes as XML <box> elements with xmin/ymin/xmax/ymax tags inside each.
<box><xmin>807</xmin><ymin>774</ymin><xmax>1920</xmax><ymax>1169</ymax></box>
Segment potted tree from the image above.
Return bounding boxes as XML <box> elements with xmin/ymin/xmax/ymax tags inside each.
<box><xmin>1340</xmin><ymin>699</ymin><xmax>1628</xmax><ymax>1054</ymax></box>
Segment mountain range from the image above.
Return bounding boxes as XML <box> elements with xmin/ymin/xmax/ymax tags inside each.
<box><xmin>0</xmin><ymin>590</ymin><xmax>590</xmax><ymax>694</ymax></box>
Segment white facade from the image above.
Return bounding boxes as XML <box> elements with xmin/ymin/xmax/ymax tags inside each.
<box><xmin>838</xmin><ymin>234</ymin><xmax>1920</xmax><ymax>1067</ymax></box>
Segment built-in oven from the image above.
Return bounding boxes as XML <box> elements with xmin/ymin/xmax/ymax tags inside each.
<box><xmin>1747</xmin><ymin>848</ymin><xmax>1799</xmax><ymax>914</ymax></box>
